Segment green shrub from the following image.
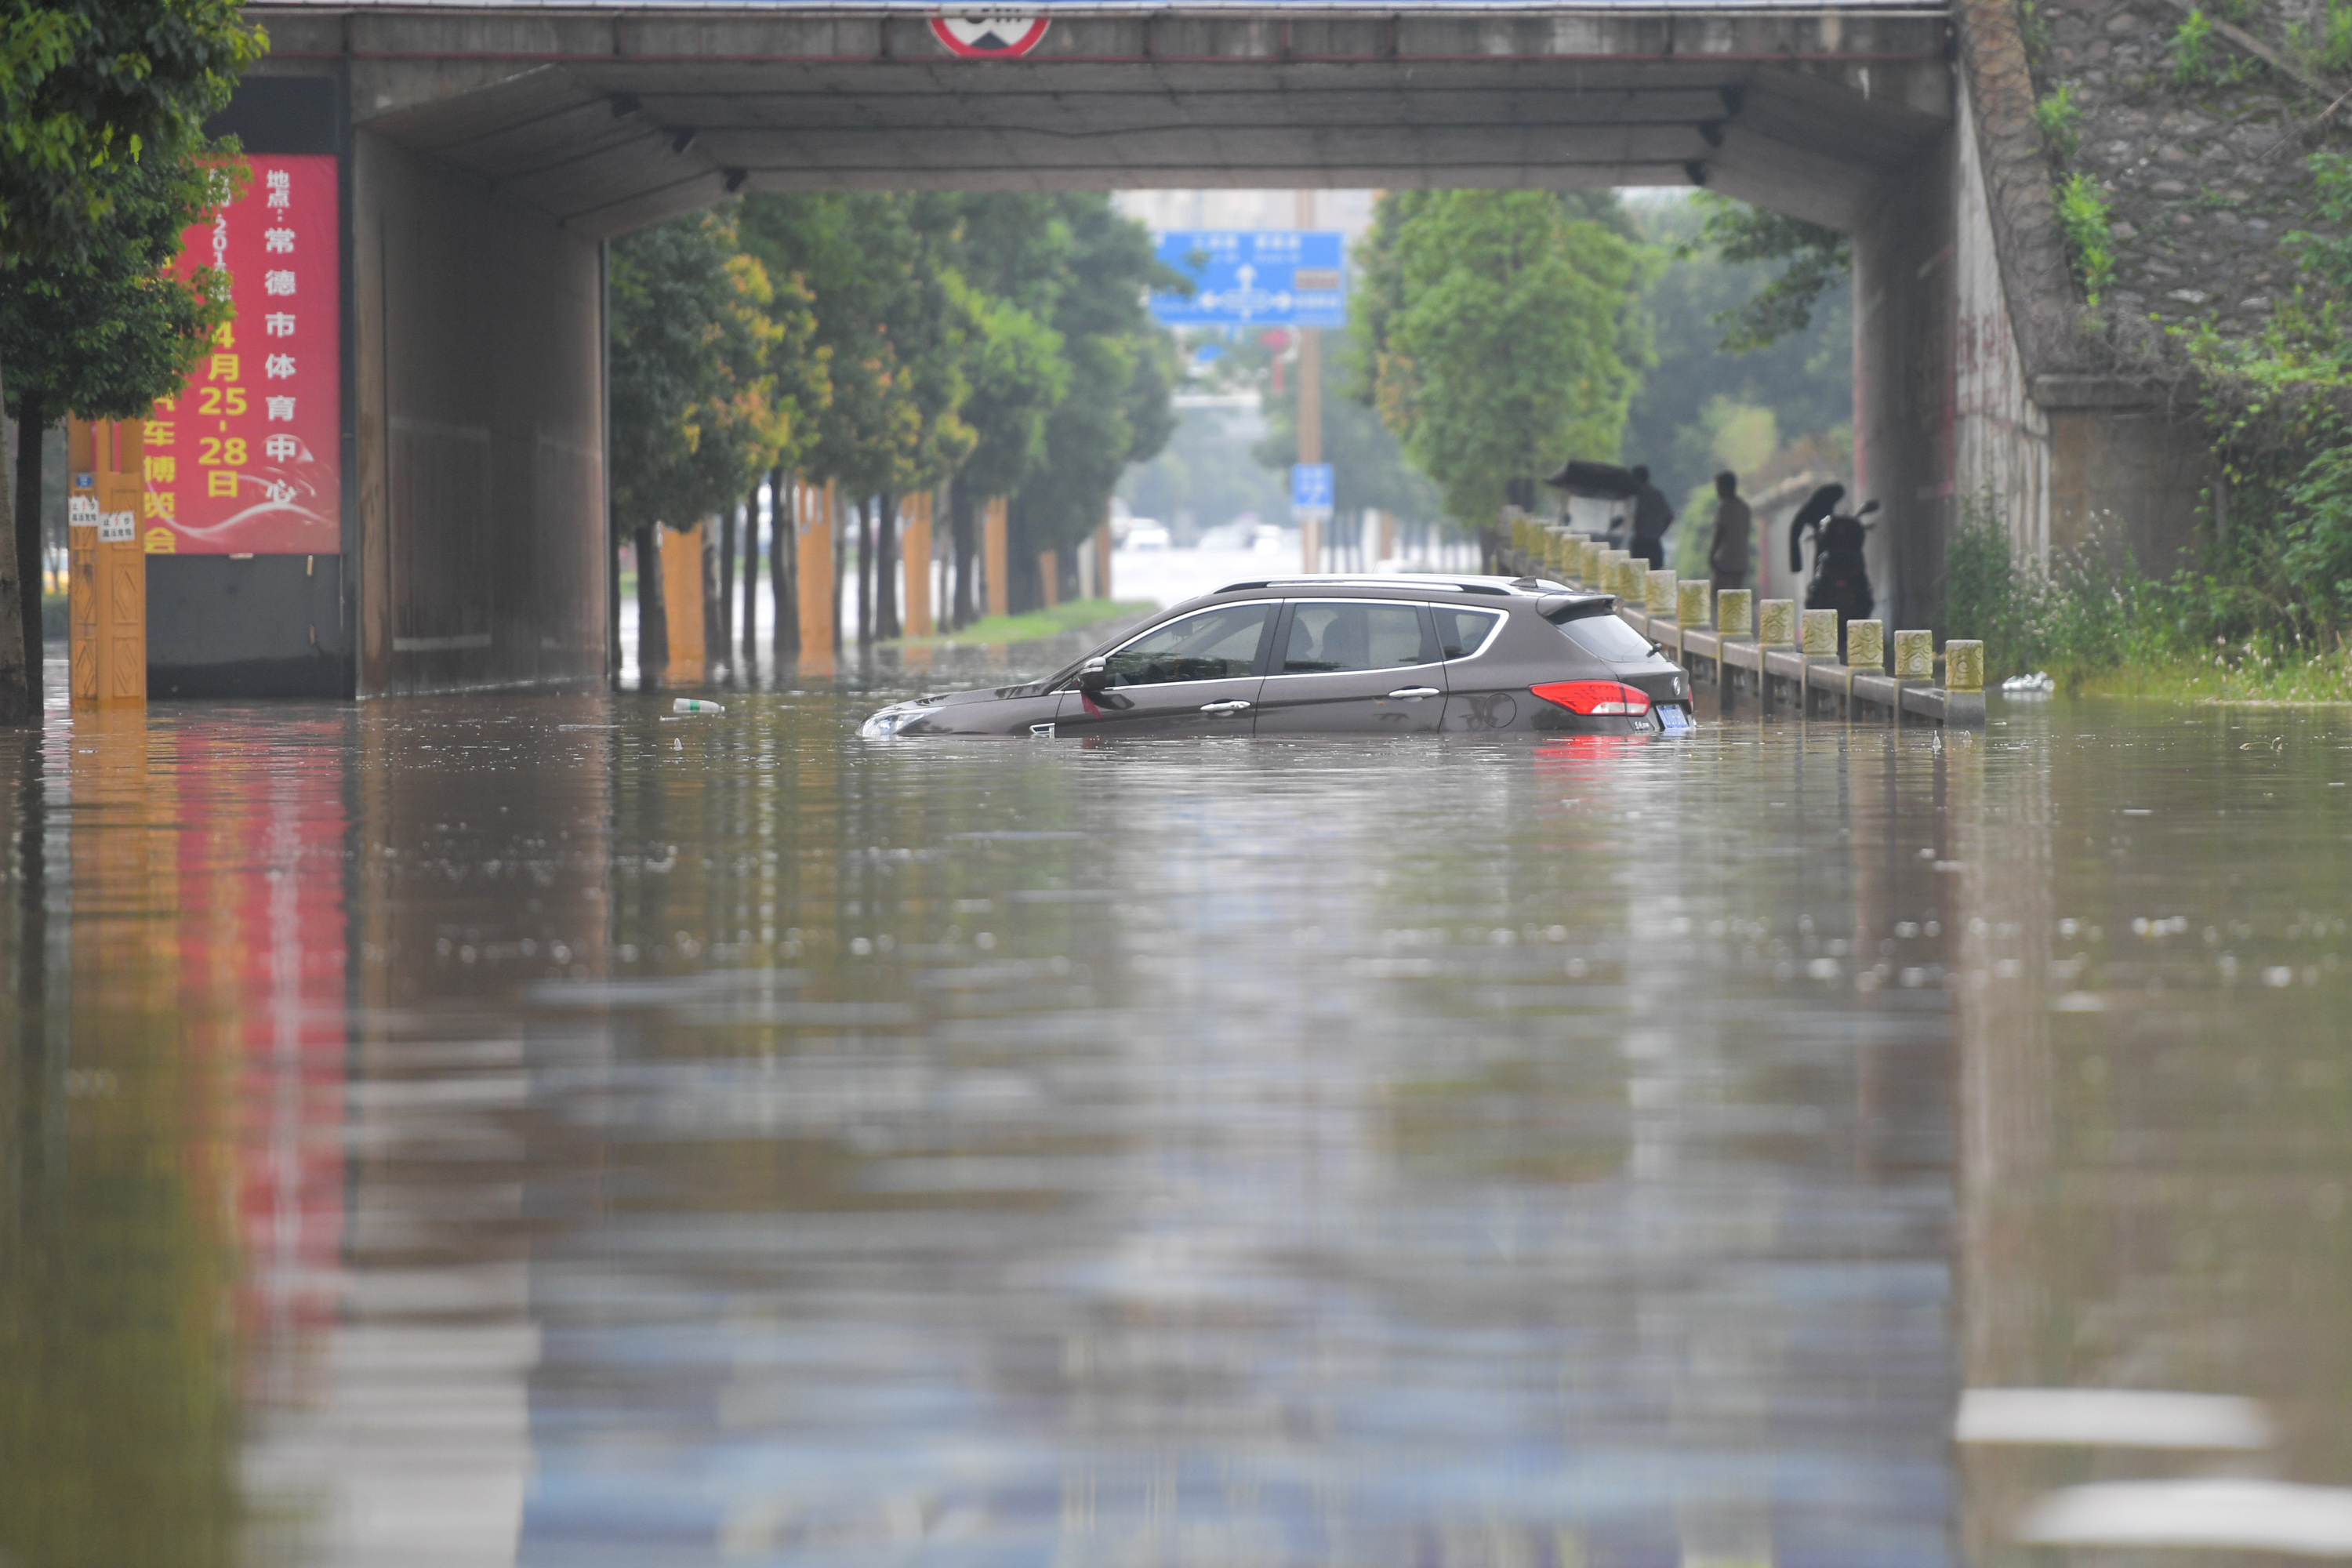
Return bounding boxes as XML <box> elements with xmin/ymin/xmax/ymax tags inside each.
<box><xmin>2034</xmin><ymin>83</ymin><xmax>2082</xmax><ymax>158</ymax></box>
<box><xmin>2172</xmin><ymin>8</ymin><xmax>2220</xmax><ymax>81</ymax></box>
<box><xmin>2284</xmin><ymin>153</ymin><xmax>2352</xmax><ymax>296</ymax></box>
<box><xmin>2055</xmin><ymin>174</ymin><xmax>2116</xmax><ymax>304</ymax></box>
<box><xmin>2327</xmin><ymin>0</ymin><xmax>2352</xmax><ymax>75</ymax></box>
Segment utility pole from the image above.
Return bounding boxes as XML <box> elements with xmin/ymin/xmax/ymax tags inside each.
<box><xmin>1296</xmin><ymin>189</ymin><xmax>1322</xmax><ymax>573</ymax></box>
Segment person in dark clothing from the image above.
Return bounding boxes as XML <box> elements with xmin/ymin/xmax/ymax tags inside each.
<box><xmin>1628</xmin><ymin>464</ymin><xmax>1674</xmax><ymax>570</ymax></box>
<box><xmin>1707</xmin><ymin>470</ymin><xmax>1751</xmax><ymax>594</ymax></box>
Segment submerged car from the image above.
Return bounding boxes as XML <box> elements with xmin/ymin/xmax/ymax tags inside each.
<box><xmin>858</xmin><ymin>575</ymin><xmax>1693</xmax><ymax>740</ymax></box>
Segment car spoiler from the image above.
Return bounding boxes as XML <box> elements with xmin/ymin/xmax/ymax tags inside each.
<box><xmin>1535</xmin><ymin>592</ymin><xmax>1617</xmax><ymax>623</ymax></box>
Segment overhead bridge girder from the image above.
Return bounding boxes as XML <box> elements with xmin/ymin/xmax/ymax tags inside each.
<box><xmin>227</xmin><ymin>3</ymin><xmax>1980</xmax><ymax>698</ymax></box>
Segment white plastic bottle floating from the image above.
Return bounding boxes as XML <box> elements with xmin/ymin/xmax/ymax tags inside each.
<box><xmin>673</xmin><ymin>699</ymin><xmax>727</xmax><ymax>715</ymax></box>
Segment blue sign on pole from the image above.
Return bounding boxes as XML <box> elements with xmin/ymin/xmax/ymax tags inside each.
<box><xmin>1291</xmin><ymin>463</ymin><xmax>1334</xmax><ymax>517</ymax></box>
<box><xmin>1152</xmin><ymin>230</ymin><xmax>1347</xmax><ymax>329</ymax></box>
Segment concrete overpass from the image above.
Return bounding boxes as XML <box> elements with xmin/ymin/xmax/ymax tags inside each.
<box><xmin>192</xmin><ymin>0</ymin><xmax>2189</xmax><ymax>697</ymax></box>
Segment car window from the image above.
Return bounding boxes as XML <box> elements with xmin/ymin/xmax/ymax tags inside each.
<box><xmin>1102</xmin><ymin>604</ymin><xmax>1272</xmax><ymax>687</ymax></box>
<box><xmin>1430</xmin><ymin>607</ymin><xmax>1504</xmax><ymax>660</ymax></box>
<box><xmin>1279</xmin><ymin>601</ymin><xmax>1434</xmax><ymax>673</ymax></box>
<box><xmin>1558</xmin><ymin>612</ymin><xmax>1658</xmax><ymax>662</ymax></box>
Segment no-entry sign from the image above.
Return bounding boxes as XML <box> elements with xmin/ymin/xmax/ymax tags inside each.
<box><xmin>929</xmin><ymin>15</ymin><xmax>1051</xmax><ymax>56</ymax></box>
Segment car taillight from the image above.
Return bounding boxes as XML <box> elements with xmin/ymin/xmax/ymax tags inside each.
<box><xmin>1530</xmin><ymin>680</ymin><xmax>1652</xmax><ymax>716</ymax></box>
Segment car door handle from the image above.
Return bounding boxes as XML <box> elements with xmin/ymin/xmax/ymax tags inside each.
<box><xmin>1387</xmin><ymin>687</ymin><xmax>1440</xmax><ymax>699</ymax></box>
<box><xmin>1199</xmin><ymin>699</ymin><xmax>1252</xmax><ymax>714</ymax></box>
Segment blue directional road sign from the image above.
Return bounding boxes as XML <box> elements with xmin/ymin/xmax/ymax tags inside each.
<box><xmin>1291</xmin><ymin>463</ymin><xmax>1334</xmax><ymax>520</ymax></box>
<box><xmin>1152</xmin><ymin>230</ymin><xmax>1347</xmax><ymax>329</ymax></box>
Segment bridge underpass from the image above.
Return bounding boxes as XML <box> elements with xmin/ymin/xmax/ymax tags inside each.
<box><xmin>198</xmin><ymin>0</ymin><xmax>2199</xmax><ymax>698</ymax></box>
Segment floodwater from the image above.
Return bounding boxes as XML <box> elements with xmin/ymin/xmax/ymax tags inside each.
<box><xmin>5</xmin><ymin>641</ymin><xmax>2352</xmax><ymax>1568</ymax></box>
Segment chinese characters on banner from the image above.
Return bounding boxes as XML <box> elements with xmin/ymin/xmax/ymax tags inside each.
<box><xmin>151</xmin><ymin>155</ymin><xmax>339</xmax><ymax>556</ymax></box>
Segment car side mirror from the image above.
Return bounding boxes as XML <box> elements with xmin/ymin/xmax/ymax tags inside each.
<box><xmin>1858</xmin><ymin>499</ymin><xmax>1882</xmax><ymax>517</ymax></box>
<box><xmin>1077</xmin><ymin>657</ymin><xmax>1110</xmax><ymax>695</ymax></box>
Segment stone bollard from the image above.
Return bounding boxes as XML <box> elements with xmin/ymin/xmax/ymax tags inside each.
<box><xmin>1801</xmin><ymin>608</ymin><xmax>1840</xmax><ymax>658</ymax></box>
<box><xmin>1893</xmin><ymin>629</ymin><xmax>1933</xmax><ymax>681</ymax></box>
<box><xmin>1580</xmin><ymin>540</ymin><xmax>1606</xmax><ymax>584</ymax></box>
<box><xmin>1759</xmin><ymin>598</ymin><xmax>1795</xmax><ymax>644</ymax></box>
<box><xmin>1845</xmin><ymin>618</ymin><xmax>1884</xmax><ymax>670</ymax></box>
<box><xmin>1613</xmin><ymin>557</ymin><xmax>1646</xmax><ymax>604</ymax></box>
<box><xmin>1717</xmin><ymin>589</ymin><xmax>1754</xmax><ymax>637</ymax></box>
<box><xmin>1677</xmin><ymin>578</ymin><xmax>1711</xmax><ymax>627</ymax></box>
<box><xmin>1944</xmin><ymin>640</ymin><xmax>1984</xmax><ymax>691</ymax></box>
<box><xmin>1645</xmin><ymin>568</ymin><xmax>1677</xmax><ymax>616</ymax></box>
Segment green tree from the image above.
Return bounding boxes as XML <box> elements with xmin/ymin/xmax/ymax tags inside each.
<box><xmin>1005</xmin><ymin>198</ymin><xmax>1180</xmax><ymax>609</ymax></box>
<box><xmin>0</xmin><ymin>0</ymin><xmax>262</xmax><ymax>724</ymax></box>
<box><xmin>1354</xmin><ymin>189</ymin><xmax>1649</xmax><ymax>538</ymax></box>
<box><xmin>610</xmin><ymin>208</ymin><xmax>811</xmax><ymax>677</ymax></box>
<box><xmin>1679</xmin><ymin>191</ymin><xmax>1851</xmax><ymax>354</ymax></box>
<box><xmin>1</xmin><ymin>153</ymin><xmax>234</xmax><ymax>679</ymax></box>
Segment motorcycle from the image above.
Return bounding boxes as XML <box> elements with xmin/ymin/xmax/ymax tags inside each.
<box><xmin>1786</xmin><ymin>483</ymin><xmax>1879</xmax><ymax>645</ymax></box>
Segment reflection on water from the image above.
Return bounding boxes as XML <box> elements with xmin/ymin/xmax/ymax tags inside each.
<box><xmin>3</xmin><ymin>675</ymin><xmax>2351</xmax><ymax>1566</ymax></box>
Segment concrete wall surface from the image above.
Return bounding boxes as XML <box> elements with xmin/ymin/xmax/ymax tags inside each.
<box><xmin>350</xmin><ymin>127</ymin><xmax>607</xmax><ymax>696</ymax></box>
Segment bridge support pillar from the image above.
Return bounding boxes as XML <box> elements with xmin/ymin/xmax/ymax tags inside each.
<box><xmin>350</xmin><ymin>127</ymin><xmax>608</xmax><ymax>696</ymax></box>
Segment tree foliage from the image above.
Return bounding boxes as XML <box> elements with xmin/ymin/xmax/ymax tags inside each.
<box><xmin>1352</xmin><ymin>190</ymin><xmax>1649</xmax><ymax>528</ymax></box>
<box><xmin>0</xmin><ymin>0</ymin><xmax>263</xmax><ymax>264</ymax></box>
<box><xmin>1678</xmin><ymin>192</ymin><xmax>1852</xmax><ymax>354</ymax></box>
<box><xmin>0</xmin><ymin>154</ymin><xmax>233</xmax><ymax>423</ymax></box>
<box><xmin>609</xmin><ymin>209</ymin><xmax>818</xmax><ymax>540</ymax></box>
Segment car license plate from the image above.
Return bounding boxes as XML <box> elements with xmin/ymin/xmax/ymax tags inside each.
<box><xmin>1658</xmin><ymin>705</ymin><xmax>1692</xmax><ymax>731</ymax></box>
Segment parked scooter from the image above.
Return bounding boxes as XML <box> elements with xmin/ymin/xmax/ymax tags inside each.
<box><xmin>1786</xmin><ymin>483</ymin><xmax>1880</xmax><ymax>643</ymax></box>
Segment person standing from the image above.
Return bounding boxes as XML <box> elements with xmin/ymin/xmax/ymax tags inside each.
<box><xmin>1707</xmin><ymin>470</ymin><xmax>1752</xmax><ymax>594</ymax></box>
<box><xmin>1628</xmin><ymin>464</ymin><xmax>1674</xmax><ymax>571</ymax></box>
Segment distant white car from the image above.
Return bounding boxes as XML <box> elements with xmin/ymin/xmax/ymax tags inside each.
<box><xmin>1123</xmin><ymin>522</ymin><xmax>1171</xmax><ymax>552</ymax></box>
<box><xmin>1248</xmin><ymin>523</ymin><xmax>1286</xmax><ymax>554</ymax></box>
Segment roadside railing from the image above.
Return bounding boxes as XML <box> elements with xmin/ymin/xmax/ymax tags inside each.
<box><xmin>1504</xmin><ymin>517</ymin><xmax>1986</xmax><ymax>729</ymax></box>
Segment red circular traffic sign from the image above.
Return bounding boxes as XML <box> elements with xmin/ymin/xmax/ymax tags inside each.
<box><xmin>929</xmin><ymin>14</ymin><xmax>1051</xmax><ymax>57</ymax></box>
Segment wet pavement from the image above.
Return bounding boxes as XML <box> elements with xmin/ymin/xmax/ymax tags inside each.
<box><xmin>5</xmin><ymin>638</ymin><xmax>2352</xmax><ymax>1567</ymax></box>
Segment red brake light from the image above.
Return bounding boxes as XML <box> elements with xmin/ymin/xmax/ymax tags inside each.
<box><xmin>1531</xmin><ymin>680</ymin><xmax>1652</xmax><ymax>716</ymax></box>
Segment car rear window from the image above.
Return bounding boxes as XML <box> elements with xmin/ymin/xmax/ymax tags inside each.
<box><xmin>1558</xmin><ymin>612</ymin><xmax>1657</xmax><ymax>663</ymax></box>
<box><xmin>1431</xmin><ymin>607</ymin><xmax>1504</xmax><ymax>659</ymax></box>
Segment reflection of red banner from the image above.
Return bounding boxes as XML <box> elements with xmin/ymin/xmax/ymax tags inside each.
<box><xmin>154</xmin><ymin>155</ymin><xmax>340</xmax><ymax>556</ymax></box>
<box><xmin>175</xmin><ymin>727</ymin><xmax>349</xmax><ymax>1353</ymax></box>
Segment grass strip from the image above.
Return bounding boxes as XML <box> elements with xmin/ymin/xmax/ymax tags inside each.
<box><xmin>887</xmin><ymin>599</ymin><xmax>1156</xmax><ymax>648</ymax></box>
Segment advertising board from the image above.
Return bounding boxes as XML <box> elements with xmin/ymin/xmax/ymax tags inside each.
<box><xmin>151</xmin><ymin>155</ymin><xmax>340</xmax><ymax>557</ymax></box>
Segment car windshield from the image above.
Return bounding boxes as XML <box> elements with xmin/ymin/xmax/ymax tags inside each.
<box><xmin>1558</xmin><ymin>612</ymin><xmax>1658</xmax><ymax>663</ymax></box>
<box><xmin>1100</xmin><ymin>604</ymin><xmax>1272</xmax><ymax>687</ymax></box>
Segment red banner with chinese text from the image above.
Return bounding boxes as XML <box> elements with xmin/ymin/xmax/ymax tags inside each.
<box><xmin>151</xmin><ymin>155</ymin><xmax>339</xmax><ymax>556</ymax></box>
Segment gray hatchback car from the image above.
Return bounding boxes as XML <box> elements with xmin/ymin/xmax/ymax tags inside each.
<box><xmin>858</xmin><ymin>575</ymin><xmax>1693</xmax><ymax>740</ymax></box>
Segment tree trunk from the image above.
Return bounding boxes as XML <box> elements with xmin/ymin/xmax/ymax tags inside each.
<box><xmin>15</xmin><ymin>397</ymin><xmax>44</xmax><ymax>688</ymax></box>
<box><xmin>700</xmin><ymin>517</ymin><xmax>721</xmax><ymax>673</ymax></box>
<box><xmin>717</xmin><ymin>503</ymin><xmax>737</xmax><ymax>661</ymax></box>
<box><xmin>876</xmin><ymin>489</ymin><xmax>899</xmax><ymax>641</ymax></box>
<box><xmin>856</xmin><ymin>495</ymin><xmax>875</xmax><ymax>647</ymax></box>
<box><xmin>742</xmin><ymin>481</ymin><xmax>760</xmax><ymax>664</ymax></box>
<box><xmin>829</xmin><ymin>491</ymin><xmax>844</xmax><ymax>655</ymax></box>
<box><xmin>771</xmin><ymin>467</ymin><xmax>796</xmax><ymax>659</ymax></box>
<box><xmin>608</xmin><ymin>526</ymin><xmax>622</xmax><ymax>690</ymax></box>
<box><xmin>0</xmin><ymin>362</ymin><xmax>31</xmax><ymax>724</ymax></box>
<box><xmin>634</xmin><ymin>524</ymin><xmax>668</xmax><ymax>682</ymax></box>
<box><xmin>949</xmin><ymin>485</ymin><xmax>977</xmax><ymax>629</ymax></box>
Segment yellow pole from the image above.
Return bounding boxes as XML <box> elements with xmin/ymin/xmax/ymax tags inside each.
<box><xmin>985</xmin><ymin>497</ymin><xmax>1008</xmax><ymax>619</ymax></box>
<box><xmin>902</xmin><ymin>492</ymin><xmax>933</xmax><ymax>637</ymax></box>
<box><xmin>796</xmin><ymin>477</ymin><xmax>833</xmax><ymax>663</ymax></box>
<box><xmin>68</xmin><ymin>416</ymin><xmax>148</xmax><ymax>706</ymax></box>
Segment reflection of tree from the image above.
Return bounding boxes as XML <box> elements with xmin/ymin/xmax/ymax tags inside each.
<box><xmin>0</xmin><ymin>716</ymin><xmax>238</xmax><ymax>1568</ymax></box>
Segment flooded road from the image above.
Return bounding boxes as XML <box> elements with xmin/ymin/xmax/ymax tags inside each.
<box><xmin>5</xmin><ymin>646</ymin><xmax>2352</xmax><ymax>1566</ymax></box>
